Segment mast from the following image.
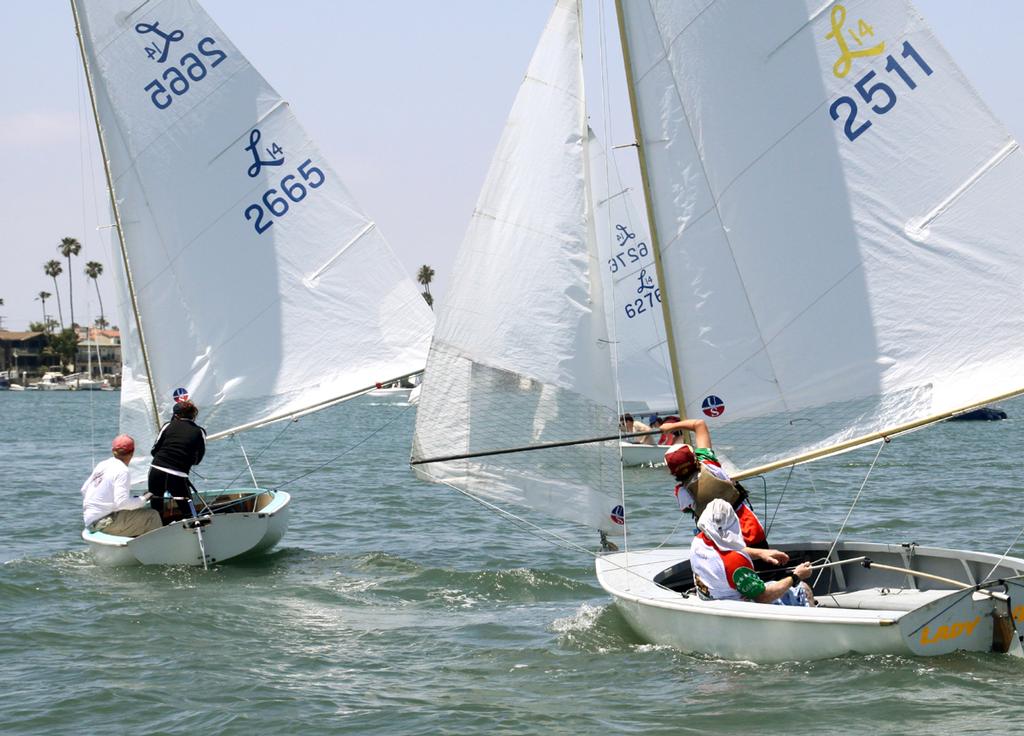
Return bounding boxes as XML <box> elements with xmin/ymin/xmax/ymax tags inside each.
<box><xmin>612</xmin><ymin>0</ymin><xmax>690</xmax><ymax>434</ymax></box>
<box><xmin>70</xmin><ymin>0</ymin><xmax>161</xmax><ymax>432</ymax></box>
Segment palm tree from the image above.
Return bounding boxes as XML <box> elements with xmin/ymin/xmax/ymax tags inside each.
<box><xmin>59</xmin><ymin>237</ymin><xmax>82</xmax><ymax>328</ymax></box>
<box><xmin>84</xmin><ymin>260</ymin><xmax>105</xmax><ymax>327</ymax></box>
<box><xmin>43</xmin><ymin>260</ymin><xmax>64</xmax><ymax>330</ymax></box>
<box><xmin>417</xmin><ymin>264</ymin><xmax>435</xmax><ymax>309</ymax></box>
<box><xmin>35</xmin><ymin>291</ymin><xmax>52</xmax><ymax>332</ymax></box>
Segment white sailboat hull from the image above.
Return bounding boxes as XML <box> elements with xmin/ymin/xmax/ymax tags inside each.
<box><xmin>82</xmin><ymin>490</ymin><xmax>290</xmax><ymax>567</ymax></box>
<box><xmin>596</xmin><ymin>542</ymin><xmax>1024</xmax><ymax>662</ymax></box>
<box><xmin>366</xmin><ymin>387</ymin><xmax>413</xmax><ymax>399</ymax></box>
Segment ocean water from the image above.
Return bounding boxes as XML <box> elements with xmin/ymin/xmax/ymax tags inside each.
<box><xmin>2</xmin><ymin>390</ymin><xmax>1023</xmax><ymax>735</ymax></box>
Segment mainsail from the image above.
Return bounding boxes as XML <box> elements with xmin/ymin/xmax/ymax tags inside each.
<box><xmin>411</xmin><ymin>0</ymin><xmax>626</xmax><ymax>534</ymax></box>
<box><xmin>617</xmin><ymin>0</ymin><xmax>1024</xmax><ymax>476</ymax></box>
<box><xmin>73</xmin><ymin>0</ymin><xmax>434</xmax><ymax>478</ymax></box>
<box><xmin>590</xmin><ymin>130</ymin><xmax>674</xmax><ymax>415</ymax></box>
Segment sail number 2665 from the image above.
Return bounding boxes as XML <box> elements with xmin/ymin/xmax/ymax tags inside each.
<box><xmin>829</xmin><ymin>40</ymin><xmax>933</xmax><ymax>142</ymax></box>
<box><xmin>244</xmin><ymin>159</ymin><xmax>326</xmax><ymax>235</ymax></box>
<box><xmin>143</xmin><ymin>37</ymin><xmax>227</xmax><ymax>111</ymax></box>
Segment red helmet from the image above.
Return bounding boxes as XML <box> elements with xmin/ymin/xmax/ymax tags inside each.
<box><xmin>664</xmin><ymin>444</ymin><xmax>696</xmax><ymax>478</ymax></box>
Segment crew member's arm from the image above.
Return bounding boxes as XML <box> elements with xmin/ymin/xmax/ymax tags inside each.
<box><xmin>112</xmin><ymin>467</ymin><xmax>152</xmax><ymax>510</ymax></box>
<box><xmin>753</xmin><ymin>561</ymin><xmax>812</xmax><ymax>604</ymax></box>
<box><xmin>659</xmin><ymin>418</ymin><xmax>711</xmax><ymax>448</ymax></box>
<box><xmin>193</xmin><ymin>428</ymin><xmax>206</xmax><ymax>466</ymax></box>
<box><xmin>745</xmin><ymin>547</ymin><xmax>791</xmax><ymax>566</ymax></box>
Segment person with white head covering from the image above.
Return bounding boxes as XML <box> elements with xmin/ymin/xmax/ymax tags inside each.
<box><xmin>689</xmin><ymin>499</ymin><xmax>814</xmax><ymax>605</ymax></box>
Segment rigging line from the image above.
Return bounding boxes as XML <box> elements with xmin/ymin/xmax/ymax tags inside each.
<box><xmin>273</xmin><ymin>402</ymin><xmax>417</xmax><ymax>490</ymax></box>
<box><xmin>411</xmin><ymin>429</ymin><xmax>662</xmax><ymax>466</ymax></box>
<box><xmin>219</xmin><ymin>417</ymin><xmax>298</xmax><ymax>489</ymax></box>
<box><xmin>983</xmin><ymin>523</ymin><xmax>1024</xmax><ymax>581</ymax></box>
<box><xmin>653</xmin><ymin>510</ymin><xmax>689</xmax><ymax>550</ymax></box>
<box><xmin>592</xmin><ymin>0</ymin><xmax>632</xmax><ymax>563</ymax></box>
<box><xmin>813</xmin><ymin>438</ymin><xmax>888</xmax><ymax>588</ymax></box>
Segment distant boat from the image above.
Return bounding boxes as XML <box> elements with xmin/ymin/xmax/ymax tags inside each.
<box><xmin>948</xmin><ymin>407</ymin><xmax>1008</xmax><ymax>421</ymax></box>
<box><xmin>34</xmin><ymin>372</ymin><xmax>71</xmax><ymax>391</ymax></box>
<box><xmin>72</xmin><ymin>0</ymin><xmax>433</xmax><ymax>566</ymax></box>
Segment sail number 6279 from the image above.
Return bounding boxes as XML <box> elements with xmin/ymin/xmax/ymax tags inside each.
<box><xmin>244</xmin><ymin>159</ymin><xmax>325</xmax><ymax>235</ymax></box>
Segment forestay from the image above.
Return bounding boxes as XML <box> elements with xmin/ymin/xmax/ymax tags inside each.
<box><xmin>411</xmin><ymin>0</ymin><xmax>625</xmax><ymax>534</ymax></box>
<box><xmin>618</xmin><ymin>0</ymin><xmax>1024</xmax><ymax>476</ymax></box>
<box><xmin>75</xmin><ymin>0</ymin><xmax>434</xmax><ymax>479</ymax></box>
<box><xmin>590</xmin><ymin>131</ymin><xmax>674</xmax><ymax>415</ymax></box>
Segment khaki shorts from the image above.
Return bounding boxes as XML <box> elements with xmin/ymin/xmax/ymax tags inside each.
<box><xmin>92</xmin><ymin>508</ymin><xmax>162</xmax><ymax>537</ymax></box>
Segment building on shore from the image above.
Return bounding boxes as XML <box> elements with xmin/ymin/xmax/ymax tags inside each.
<box><xmin>75</xmin><ymin>327</ymin><xmax>121</xmax><ymax>379</ymax></box>
<box><xmin>0</xmin><ymin>331</ymin><xmax>48</xmax><ymax>381</ymax></box>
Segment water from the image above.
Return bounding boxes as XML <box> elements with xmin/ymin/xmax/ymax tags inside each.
<box><xmin>2</xmin><ymin>391</ymin><xmax>1022</xmax><ymax>735</ymax></box>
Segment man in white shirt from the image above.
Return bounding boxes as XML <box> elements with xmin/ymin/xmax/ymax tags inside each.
<box><xmin>81</xmin><ymin>435</ymin><xmax>162</xmax><ymax>537</ymax></box>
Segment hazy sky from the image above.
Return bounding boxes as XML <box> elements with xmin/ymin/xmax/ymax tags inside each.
<box><xmin>2</xmin><ymin>1</ymin><xmax>1023</xmax><ymax>331</ymax></box>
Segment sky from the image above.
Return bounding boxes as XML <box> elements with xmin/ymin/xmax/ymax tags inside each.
<box><xmin>1</xmin><ymin>1</ymin><xmax>1023</xmax><ymax>332</ymax></box>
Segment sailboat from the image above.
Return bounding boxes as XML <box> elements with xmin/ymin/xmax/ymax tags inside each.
<box><xmin>72</xmin><ymin>0</ymin><xmax>433</xmax><ymax>566</ymax></box>
<box><xmin>412</xmin><ymin>0</ymin><xmax>1024</xmax><ymax>661</ymax></box>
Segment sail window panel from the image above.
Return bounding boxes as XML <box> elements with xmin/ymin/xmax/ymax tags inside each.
<box><xmin>412</xmin><ymin>341</ymin><xmax>624</xmax><ymax>535</ymax></box>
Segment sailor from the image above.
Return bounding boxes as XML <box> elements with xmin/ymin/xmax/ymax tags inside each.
<box><xmin>662</xmin><ymin>417</ymin><xmax>788</xmax><ymax>566</ymax></box>
<box><xmin>690</xmin><ymin>499</ymin><xmax>813</xmax><ymax>606</ymax></box>
<box><xmin>81</xmin><ymin>435</ymin><xmax>162</xmax><ymax>536</ymax></box>
<box><xmin>619</xmin><ymin>413</ymin><xmax>653</xmax><ymax>444</ymax></box>
<box><xmin>148</xmin><ymin>400</ymin><xmax>206</xmax><ymax>523</ymax></box>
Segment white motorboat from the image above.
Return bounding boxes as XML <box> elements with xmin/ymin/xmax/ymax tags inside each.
<box><xmin>412</xmin><ymin>0</ymin><xmax>1024</xmax><ymax>661</ymax></box>
<box><xmin>34</xmin><ymin>372</ymin><xmax>71</xmax><ymax>391</ymax></box>
<box><xmin>72</xmin><ymin>0</ymin><xmax>433</xmax><ymax>566</ymax></box>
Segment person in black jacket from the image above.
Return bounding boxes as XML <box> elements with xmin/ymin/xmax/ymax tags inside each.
<box><xmin>149</xmin><ymin>400</ymin><xmax>206</xmax><ymax>524</ymax></box>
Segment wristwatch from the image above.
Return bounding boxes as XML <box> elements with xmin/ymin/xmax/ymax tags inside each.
<box><xmin>789</xmin><ymin>573</ymin><xmax>801</xmax><ymax>588</ymax></box>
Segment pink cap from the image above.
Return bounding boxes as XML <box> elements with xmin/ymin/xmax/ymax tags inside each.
<box><xmin>111</xmin><ymin>434</ymin><xmax>135</xmax><ymax>454</ymax></box>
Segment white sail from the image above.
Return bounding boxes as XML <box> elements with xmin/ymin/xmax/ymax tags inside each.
<box><xmin>618</xmin><ymin>0</ymin><xmax>1024</xmax><ymax>475</ymax></box>
<box><xmin>75</xmin><ymin>0</ymin><xmax>434</xmax><ymax>476</ymax></box>
<box><xmin>589</xmin><ymin>130</ymin><xmax>674</xmax><ymax>416</ymax></box>
<box><xmin>411</xmin><ymin>0</ymin><xmax>626</xmax><ymax>534</ymax></box>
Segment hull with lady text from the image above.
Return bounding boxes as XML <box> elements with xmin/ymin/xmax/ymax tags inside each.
<box><xmin>596</xmin><ymin>541</ymin><xmax>1024</xmax><ymax>662</ymax></box>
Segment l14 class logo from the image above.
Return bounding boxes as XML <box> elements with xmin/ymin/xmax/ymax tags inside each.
<box><xmin>172</xmin><ymin>387</ymin><xmax>190</xmax><ymax>403</ymax></box>
<box><xmin>610</xmin><ymin>505</ymin><xmax>625</xmax><ymax>525</ymax></box>
<box><xmin>702</xmin><ymin>395</ymin><xmax>725</xmax><ymax>418</ymax></box>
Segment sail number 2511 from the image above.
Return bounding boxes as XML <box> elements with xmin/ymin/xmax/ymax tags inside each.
<box><xmin>829</xmin><ymin>40</ymin><xmax>933</xmax><ymax>142</ymax></box>
<box><xmin>243</xmin><ymin>159</ymin><xmax>325</xmax><ymax>235</ymax></box>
